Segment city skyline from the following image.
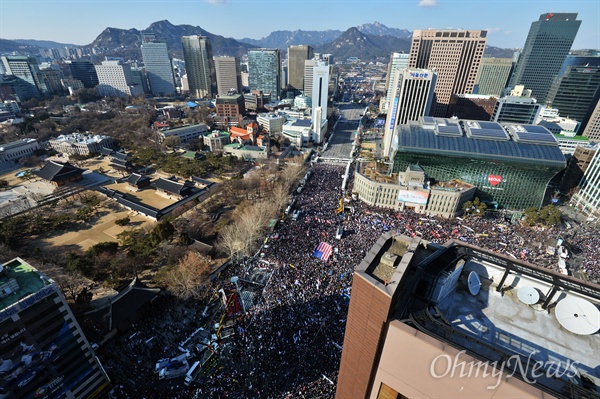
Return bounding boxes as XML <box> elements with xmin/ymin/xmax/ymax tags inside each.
<box><xmin>1</xmin><ymin>0</ymin><xmax>599</xmax><ymax>50</ymax></box>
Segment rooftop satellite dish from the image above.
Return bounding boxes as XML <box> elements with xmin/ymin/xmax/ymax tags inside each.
<box><xmin>517</xmin><ymin>286</ymin><xmax>540</xmax><ymax>305</ymax></box>
<box><xmin>555</xmin><ymin>297</ymin><xmax>600</xmax><ymax>335</ymax></box>
<box><xmin>467</xmin><ymin>271</ymin><xmax>481</xmax><ymax>296</ymax></box>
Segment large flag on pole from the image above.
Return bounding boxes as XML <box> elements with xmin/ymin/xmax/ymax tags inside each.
<box><xmin>313</xmin><ymin>242</ymin><xmax>333</xmax><ymax>261</ymax></box>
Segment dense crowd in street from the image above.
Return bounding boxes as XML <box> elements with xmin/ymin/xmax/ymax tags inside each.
<box><xmin>105</xmin><ymin>162</ymin><xmax>600</xmax><ymax>398</ymax></box>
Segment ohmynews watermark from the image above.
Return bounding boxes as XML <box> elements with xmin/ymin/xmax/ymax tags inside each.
<box><xmin>430</xmin><ymin>350</ymin><xmax>579</xmax><ymax>390</ymax></box>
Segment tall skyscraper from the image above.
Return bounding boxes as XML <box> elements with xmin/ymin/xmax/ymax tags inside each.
<box><xmin>382</xmin><ymin>53</ymin><xmax>410</xmax><ymax>112</ymax></box>
<box><xmin>508</xmin><ymin>13</ymin><xmax>581</xmax><ymax>104</ymax></box>
<box><xmin>303</xmin><ymin>59</ymin><xmax>317</xmax><ymax>98</ymax></box>
<box><xmin>311</xmin><ymin>62</ymin><xmax>330</xmax><ymax>115</ymax></box>
<box><xmin>475</xmin><ymin>57</ymin><xmax>513</xmax><ymax>96</ymax></box>
<box><xmin>0</xmin><ymin>258</ymin><xmax>112</xmax><ymax>398</ymax></box>
<box><xmin>1</xmin><ymin>55</ymin><xmax>48</xmax><ymax>100</ymax></box>
<box><xmin>546</xmin><ymin>60</ymin><xmax>600</xmax><ymax>132</ymax></box>
<box><xmin>95</xmin><ymin>60</ymin><xmax>143</xmax><ymax>97</ymax></box>
<box><xmin>141</xmin><ymin>32</ymin><xmax>175</xmax><ymax>97</ymax></box>
<box><xmin>68</xmin><ymin>60</ymin><xmax>99</xmax><ymax>89</ymax></box>
<box><xmin>248</xmin><ymin>49</ymin><xmax>282</xmax><ymax>100</ymax></box>
<box><xmin>214</xmin><ymin>56</ymin><xmax>242</xmax><ymax>96</ymax></box>
<box><xmin>573</xmin><ymin>145</ymin><xmax>600</xmax><ymax>216</ymax></box>
<box><xmin>408</xmin><ymin>29</ymin><xmax>487</xmax><ymax>117</ymax></box>
<box><xmin>583</xmin><ymin>99</ymin><xmax>600</xmax><ymax>141</ymax></box>
<box><xmin>382</xmin><ymin>68</ymin><xmax>436</xmax><ymax>157</ymax></box>
<box><xmin>181</xmin><ymin>36</ymin><xmax>216</xmax><ymax>99</ymax></box>
<box><xmin>288</xmin><ymin>45</ymin><xmax>313</xmax><ymax>91</ymax></box>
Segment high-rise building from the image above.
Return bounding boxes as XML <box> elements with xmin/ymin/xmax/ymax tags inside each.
<box><xmin>475</xmin><ymin>57</ymin><xmax>513</xmax><ymax>96</ymax></box>
<box><xmin>546</xmin><ymin>63</ymin><xmax>600</xmax><ymax>132</ymax></box>
<box><xmin>181</xmin><ymin>36</ymin><xmax>216</xmax><ymax>99</ymax></box>
<box><xmin>447</xmin><ymin>93</ymin><xmax>497</xmax><ymax>121</ymax></box>
<box><xmin>248</xmin><ymin>49</ymin><xmax>282</xmax><ymax>100</ymax></box>
<box><xmin>303</xmin><ymin>59</ymin><xmax>317</xmax><ymax>98</ymax></box>
<box><xmin>287</xmin><ymin>45</ymin><xmax>313</xmax><ymax>91</ymax></box>
<box><xmin>0</xmin><ymin>258</ymin><xmax>112</xmax><ymax>398</ymax></box>
<box><xmin>1</xmin><ymin>55</ymin><xmax>48</xmax><ymax>100</ymax></box>
<box><xmin>573</xmin><ymin>145</ymin><xmax>600</xmax><ymax>217</ymax></box>
<box><xmin>95</xmin><ymin>60</ymin><xmax>142</xmax><ymax>97</ymax></box>
<box><xmin>141</xmin><ymin>32</ymin><xmax>175</xmax><ymax>97</ymax></box>
<box><xmin>508</xmin><ymin>13</ymin><xmax>581</xmax><ymax>104</ymax></box>
<box><xmin>408</xmin><ymin>29</ymin><xmax>487</xmax><ymax>117</ymax></box>
<box><xmin>583</xmin><ymin>99</ymin><xmax>600</xmax><ymax>141</ymax></box>
<box><xmin>311</xmin><ymin>62</ymin><xmax>330</xmax><ymax>117</ymax></box>
<box><xmin>336</xmin><ymin>232</ymin><xmax>600</xmax><ymax>399</ymax></box>
<box><xmin>68</xmin><ymin>60</ymin><xmax>99</xmax><ymax>89</ymax></box>
<box><xmin>382</xmin><ymin>53</ymin><xmax>410</xmax><ymax>112</ymax></box>
<box><xmin>382</xmin><ymin>68</ymin><xmax>436</xmax><ymax>157</ymax></box>
<box><xmin>214</xmin><ymin>56</ymin><xmax>242</xmax><ymax>96</ymax></box>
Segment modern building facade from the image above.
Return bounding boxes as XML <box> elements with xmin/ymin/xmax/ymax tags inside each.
<box><xmin>94</xmin><ymin>60</ymin><xmax>142</xmax><ymax>97</ymax></box>
<box><xmin>1</xmin><ymin>56</ymin><xmax>48</xmax><ymax>100</ymax></box>
<box><xmin>382</xmin><ymin>52</ymin><xmax>411</xmax><ymax>112</ymax></box>
<box><xmin>546</xmin><ymin>65</ymin><xmax>600</xmax><ymax>132</ymax></box>
<box><xmin>68</xmin><ymin>60</ymin><xmax>99</xmax><ymax>89</ymax></box>
<box><xmin>572</xmin><ymin>147</ymin><xmax>600</xmax><ymax>217</ymax></box>
<box><xmin>475</xmin><ymin>57</ymin><xmax>513</xmax><ymax>96</ymax></box>
<box><xmin>215</xmin><ymin>94</ymin><xmax>245</xmax><ymax>118</ymax></box>
<box><xmin>287</xmin><ymin>45</ymin><xmax>313</xmax><ymax>92</ymax></box>
<box><xmin>583</xmin><ymin>99</ymin><xmax>600</xmax><ymax>141</ymax></box>
<box><xmin>214</xmin><ymin>56</ymin><xmax>242</xmax><ymax>96</ymax></box>
<box><xmin>382</xmin><ymin>68</ymin><xmax>436</xmax><ymax>157</ymax></box>
<box><xmin>0</xmin><ymin>258</ymin><xmax>111</xmax><ymax>398</ymax></box>
<box><xmin>0</xmin><ymin>138</ymin><xmax>40</xmax><ymax>170</ymax></box>
<box><xmin>141</xmin><ymin>32</ymin><xmax>175</xmax><ymax>96</ymax></box>
<box><xmin>447</xmin><ymin>93</ymin><xmax>498</xmax><ymax>121</ymax></box>
<box><xmin>508</xmin><ymin>13</ymin><xmax>581</xmax><ymax>103</ymax></box>
<box><xmin>336</xmin><ymin>233</ymin><xmax>600</xmax><ymax>399</ymax></box>
<box><xmin>492</xmin><ymin>95</ymin><xmax>542</xmax><ymax>124</ymax></box>
<box><xmin>181</xmin><ymin>36</ymin><xmax>216</xmax><ymax>99</ymax></box>
<box><xmin>390</xmin><ymin>117</ymin><xmax>567</xmax><ymax>210</ymax></box>
<box><xmin>248</xmin><ymin>49</ymin><xmax>282</xmax><ymax>100</ymax></box>
<box><xmin>157</xmin><ymin>123</ymin><xmax>209</xmax><ymax>144</ymax></box>
<box><xmin>311</xmin><ymin>62</ymin><xmax>330</xmax><ymax>117</ymax></box>
<box><xmin>408</xmin><ymin>29</ymin><xmax>487</xmax><ymax>117</ymax></box>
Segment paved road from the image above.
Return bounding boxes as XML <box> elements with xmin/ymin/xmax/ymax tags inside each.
<box><xmin>320</xmin><ymin>104</ymin><xmax>364</xmax><ymax>162</ymax></box>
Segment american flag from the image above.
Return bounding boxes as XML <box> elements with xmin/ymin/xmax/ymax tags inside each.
<box><xmin>313</xmin><ymin>242</ymin><xmax>333</xmax><ymax>261</ymax></box>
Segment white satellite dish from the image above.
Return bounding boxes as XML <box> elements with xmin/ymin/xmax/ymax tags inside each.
<box><xmin>467</xmin><ymin>271</ymin><xmax>481</xmax><ymax>296</ymax></box>
<box><xmin>555</xmin><ymin>297</ymin><xmax>600</xmax><ymax>335</ymax></box>
<box><xmin>517</xmin><ymin>286</ymin><xmax>540</xmax><ymax>305</ymax></box>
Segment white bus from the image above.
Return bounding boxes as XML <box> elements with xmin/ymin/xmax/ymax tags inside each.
<box><xmin>184</xmin><ymin>360</ymin><xmax>201</xmax><ymax>386</ymax></box>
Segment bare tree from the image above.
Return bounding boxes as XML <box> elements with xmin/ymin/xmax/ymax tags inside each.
<box><xmin>161</xmin><ymin>251</ymin><xmax>212</xmax><ymax>300</ymax></box>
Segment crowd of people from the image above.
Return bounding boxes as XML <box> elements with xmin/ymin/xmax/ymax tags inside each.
<box><xmin>104</xmin><ymin>162</ymin><xmax>599</xmax><ymax>398</ymax></box>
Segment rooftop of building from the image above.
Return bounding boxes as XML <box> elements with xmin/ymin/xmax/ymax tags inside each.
<box><xmin>0</xmin><ymin>138</ymin><xmax>37</xmax><ymax>152</ymax></box>
<box><xmin>50</xmin><ymin>133</ymin><xmax>110</xmax><ymax>144</ymax></box>
<box><xmin>224</xmin><ymin>143</ymin><xmax>265</xmax><ymax>151</ymax></box>
<box><xmin>357</xmin><ymin>234</ymin><xmax>600</xmax><ymax>399</ymax></box>
<box><xmin>392</xmin><ymin>117</ymin><xmax>566</xmax><ymax>165</ymax></box>
<box><xmin>0</xmin><ymin>258</ymin><xmax>54</xmax><ymax>312</ymax></box>
<box><xmin>216</xmin><ymin>95</ymin><xmax>243</xmax><ymax>104</ymax></box>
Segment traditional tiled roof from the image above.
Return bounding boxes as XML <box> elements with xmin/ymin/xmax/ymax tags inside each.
<box><xmin>34</xmin><ymin>160</ymin><xmax>84</xmax><ymax>182</ymax></box>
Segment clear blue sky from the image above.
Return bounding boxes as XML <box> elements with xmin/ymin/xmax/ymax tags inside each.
<box><xmin>1</xmin><ymin>0</ymin><xmax>599</xmax><ymax>49</ymax></box>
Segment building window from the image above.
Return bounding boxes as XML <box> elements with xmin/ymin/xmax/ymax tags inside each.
<box><xmin>376</xmin><ymin>382</ymin><xmax>409</xmax><ymax>399</ymax></box>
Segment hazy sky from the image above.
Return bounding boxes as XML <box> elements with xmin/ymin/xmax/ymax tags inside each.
<box><xmin>1</xmin><ymin>0</ymin><xmax>599</xmax><ymax>49</ymax></box>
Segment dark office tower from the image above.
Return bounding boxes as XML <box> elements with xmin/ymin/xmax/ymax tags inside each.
<box><xmin>141</xmin><ymin>32</ymin><xmax>175</xmax><ymax>97</ymax></box>
<box><xmin>182</xmin><ymin>36</ymin><xmax>216</xmax><ymax>99</ymax></box>
<box><xmin>1</xmin><ymin>56</ymin><xmax>48</xmax><ymax>100</ymax></box>
<box><xmin>508</xmin><ymin>13</ymin><xmax>581</xmax><ymax>104</ymax></box>
<box><xmin>214</xmin><ymin>56</ymin><xmax>242</xmax><ymax>96</ymax></box>
<box><xmin>248</xmin><ymin>49</ymin><xmax>282</xmax><ymax>101</ymax></box>
<box><xmin>409</xmin><ymin>29</ymin><xmax>487</xmax><ymax>117</ymax></box>
<box><xmin>546</xmin><ymin>58</ymin><xmax>600</xmax><ymax>132</ymax></box>
<box><xmin>288</xmin><ymin>45</ymin><xmax>313</xmax><ymax>91</ymax></box>
<box><xmin>69</xmin><ymin>60</ymin><xmax>99</xmax><ymax>88</ymax></box>
<box><xmin>0</xmin><ymin>258</ymin><xmax>111</xmax><ymax>398</ymax></box>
